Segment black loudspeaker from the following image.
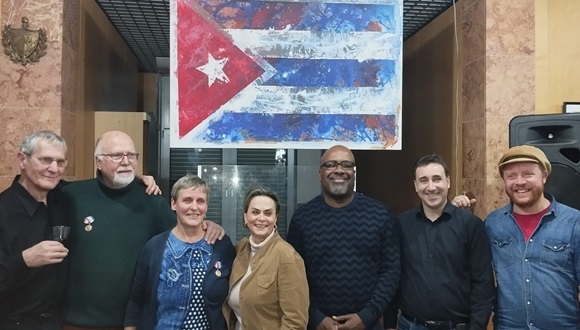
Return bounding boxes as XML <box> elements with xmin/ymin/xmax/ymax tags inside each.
<box><xmin>509</xmin><ymin>113</ymin><xmax>580</xmax><ymax>211</ymax></box>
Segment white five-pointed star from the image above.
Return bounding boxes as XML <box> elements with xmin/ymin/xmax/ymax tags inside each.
<box><xmin>196</xmin><ymin>54</ymin><xmax>230</xmax><ymax>87</ymax></box>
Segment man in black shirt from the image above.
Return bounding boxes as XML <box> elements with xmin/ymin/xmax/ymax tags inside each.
<box><xmin>390</xmin><ymin>154</ymin><xmax>494</xmax><ymax>330</ymax></box>
<box><xmin>0</xmin><ymin>131</ymin><xmax>69</xmax><ymax>330</ymax></box>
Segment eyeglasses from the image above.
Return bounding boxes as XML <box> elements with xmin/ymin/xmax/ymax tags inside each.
<box><xmin>28</xmin><ymin>155</ymin><xmax>68</xmax><ymax>168</ymax></box>
<box><xmin>320</xmin><ymin>160</ymin><xmax>356</xmax><ymax>170</ymax></box>
<box><xmin>98</xmin><ymin>153</ymin><xmax>139</xmax><ymax>163</ymax></box>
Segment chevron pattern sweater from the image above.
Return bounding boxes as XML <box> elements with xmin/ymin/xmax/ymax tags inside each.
<box><xmin>287</xmin><ymin>193</ymin><xmax>400</xmax><ymax>330</ymax></box>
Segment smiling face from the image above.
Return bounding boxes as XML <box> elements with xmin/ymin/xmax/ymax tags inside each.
<box><xmin>172</xmin><ymin>186</ymin><xmax>208</xmax><ymax>230</ymax></box>
<box><xmin>319</xmin><ymin>145</ymin><xmax>356</xmax><ymax>206</ymax></box>
<box><xmin>244</xmin><ymin>195</ymin><xmax>278</xmax><ymax>244</ymax></box>
<box><xmin>95</xmin><ymin>131</ymin><xmax>136</xmax><ymax>188</ymax></box>
<box><xmin>18</xmin><ymin>139</ymin><xmax>67</xmax><ymax>199</ymax></box>
<box><xmin>414</xmin><ymin>163</ymin><xmax>450</xmax><ymax>214</ymax></box>
<box><xmin>501</xmin><ymin>161</ymin><xmax>548</xmax><ymax>213</ymax></box>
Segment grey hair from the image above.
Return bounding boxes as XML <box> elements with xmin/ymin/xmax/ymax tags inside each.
<box><xmin>20</xmin><ymin>130</ymin><xmax>67</xmax><ymax>155</ymax></box>
<box><xmin>171</xmin><ymin>175</ymin><xmax>210</xmax><ymax>200</ymax></box>
<box><xmin>94</xmin><ymin>137</ymin><xmax>103</xmax><ymax>158</ymax></box>
<box><xmin>243</xmin><ymin>186</ymin><xmax>280</xmax><ymax>215</ymax></box>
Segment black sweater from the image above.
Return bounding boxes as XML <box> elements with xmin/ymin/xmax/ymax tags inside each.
<box><xmin>287</xmin><ymin>193</ymin><xmax>400</xmax><ymax>330</ymax></box>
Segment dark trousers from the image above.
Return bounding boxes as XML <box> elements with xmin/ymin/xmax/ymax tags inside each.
<box><xmin>397</xmin><ymin>314</ymin><xmax>468</xmax><ymax>330</ymax></box>
<box><xmin>0</xmin><ymin>314</ymin><xmax>60</xmax><ymax>330</ymax></box>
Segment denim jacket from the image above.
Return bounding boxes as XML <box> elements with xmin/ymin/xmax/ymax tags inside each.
<box><xmin>485</xmin><ymin>195</ymin><xmax>580</xmax><ymax>330</ymax></box>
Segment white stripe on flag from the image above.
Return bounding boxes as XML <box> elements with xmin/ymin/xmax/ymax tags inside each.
<box><xmin>227</xmin><ymin>29</ymin><xmax>399</xmax><ymax>61</ymax></box>
<box><xmin>219</xmin><ymin>85</ymin><xmax>400</xmax><ymax>115</ymax></box>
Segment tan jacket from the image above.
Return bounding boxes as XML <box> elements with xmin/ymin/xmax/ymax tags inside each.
<box><xmin>223</xmin><ymin>231</ymin><xmax>309</xmax><ymax>330</ymax></box>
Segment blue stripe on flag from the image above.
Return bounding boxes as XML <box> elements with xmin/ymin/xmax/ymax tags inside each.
<box><xmin>198</xmin><ymin>1</ymin><xmax>397</xmax><ymax>33</ymax></box>
<box><xmin>262</xmin><ymin>59</ymin><xmax>396</xmax><ymax>87</ymax></box>
<box><xmin>197</xmin><ymin>113</ymin><xmax>398</xmax><ymax>143</ymax></box>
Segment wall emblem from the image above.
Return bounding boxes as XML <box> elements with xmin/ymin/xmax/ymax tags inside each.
<box><xmin>2</xmin><ymin>17</ymin><xmax>47</xmax><ymax>65</ymax></box>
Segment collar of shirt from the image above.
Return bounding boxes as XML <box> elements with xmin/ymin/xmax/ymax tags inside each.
<box><xmin>12</xmin><ymin>175</ymin><xmax>48</xmax><ymax>217</ymax></box>
<box><xmin>167</xmin><ymin>231</ymin><xmax>212</xmax><ymax>259</ymax></box>
<box><xmin>414</xmin><ymin>200</ymin><xmax>454</xmax><ymax>223</ymax></box>
<box><xmin>504</xmin><ymin>193</ymin><xmax>557</xmax><ymax>219</ymax></box>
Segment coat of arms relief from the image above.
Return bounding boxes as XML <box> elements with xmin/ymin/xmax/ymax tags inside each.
<box><xmin>2</xmin><ymin>17</ymin><xmax>47</xmax><ymax>66</ymax></box>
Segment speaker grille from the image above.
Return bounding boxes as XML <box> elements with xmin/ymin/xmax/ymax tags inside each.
<box><xmin>510</xmin><ymin>113</ymin><xmax>580</xmax><ymax>211</ymax></box>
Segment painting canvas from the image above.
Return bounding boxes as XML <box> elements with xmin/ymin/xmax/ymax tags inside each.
<box><xmin>170</xmin><ymin>0</ymin><xmax>402</xmax><ymax>150</ymax></box>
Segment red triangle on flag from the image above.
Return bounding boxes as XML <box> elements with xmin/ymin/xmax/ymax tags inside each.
<box><xmin>177</xmin><ymin>0</ymin><xmax>266</xmax><ymax>138</ymax></box>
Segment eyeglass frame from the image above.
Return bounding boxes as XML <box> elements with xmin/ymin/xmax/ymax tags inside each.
<box><xmin>25</xmin><ymin>154</ymin><xmax>69</xmax><ymax>168</ymax></box>
<box><xmin>97</xmin><ymin>153</ymin><xmax>140</xmax><ymax>163</ymax></box>
<box><xmin>320</xmin><ymin>160</ymin><xmax>356</xmax><ymax>170</ymax></box>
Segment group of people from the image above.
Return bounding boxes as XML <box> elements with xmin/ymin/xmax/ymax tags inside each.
<box><xmin>1</xmin><ymin>129</ymin><xmax>579</xmax><ymax>330</ymax></box>
<box><xmin>384</xmin><ymin>144</ymin><xmax>580</xmax><ymax>330</ymax></box>
<box><xmin>0</xmin><ymin>130</ymin><xmax>222</xmax><ymax>330</ymax></box>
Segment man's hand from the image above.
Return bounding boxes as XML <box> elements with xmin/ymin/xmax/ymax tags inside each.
<box><xmin>137</xmin><ymin>175</ymin><xmax>162</xmax><ymax>195</ymax></box>
<box><xmin>22</xmin><ymin>241</ymin><xmax>69</xmax><ymax>267</ymax></box>
<box><xmin>202</xmin><ymin>220</ymin><xmax>225</xmax><ymax>244</ymax></box>
<box><xmin>333</xmin><ymin>314</ymin><xmax>365</xmax><ymax>330</ymax></box>
<box><xmin>317</xmin><ymin>316</ymin><xmax>339</xmax><ymax>330</ymax></box>
<box><xmin>451</xmin><ymin>192</ymin><xmax>476</xmax><ymax>212</ymax></box>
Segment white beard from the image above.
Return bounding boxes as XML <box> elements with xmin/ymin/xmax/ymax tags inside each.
<box><xmin>112</xmin><ymin>171</ymin><xmax>135</xmax><ymax>188</ymax></box>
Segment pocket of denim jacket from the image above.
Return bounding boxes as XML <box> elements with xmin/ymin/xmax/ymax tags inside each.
<box><xmin>542</xmin><ymin>240</ymin><xmax>569</xmax><ymax>252</ymax></box>
<box><xmin>541</xmin><ymin>239</ymin><xmax>571</xmax><ymax>271</ymax></box>
<box><xmin>491</xmin><ymin>237</ymin><xmax>515</xmax><ymax>268</ymax></box>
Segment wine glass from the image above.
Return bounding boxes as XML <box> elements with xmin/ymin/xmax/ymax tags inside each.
<box><xmin>52</xmin><ymin>226</ymin><xmax>70</xmax><ymax>242</ymax></box>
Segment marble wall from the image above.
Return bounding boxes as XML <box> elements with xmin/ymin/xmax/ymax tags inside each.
<box><xmin>0</xmin><ymin>0</ymin><xmax>139</xmax><ymax>191</ymax></box>
<box><xmin>461</xmin><ymin>0</ymin><xmax>535</xmax><ymax>218</ymax></box>
<box><xmin>0</xmin><ymin>0</ymin><xmax>77</xmax><ymax>190</ymax></box>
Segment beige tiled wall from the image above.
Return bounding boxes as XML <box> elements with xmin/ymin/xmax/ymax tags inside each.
<box><xmin>0</xmin><ymin>0</ymin><xmax>139</xmax><ymax>192</ymax></box>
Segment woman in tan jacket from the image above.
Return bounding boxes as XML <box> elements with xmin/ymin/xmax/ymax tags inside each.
<box><xmin>223</xmin><ymin>186</ymin><xmax>309</xmax><ymax>330</ymax></box>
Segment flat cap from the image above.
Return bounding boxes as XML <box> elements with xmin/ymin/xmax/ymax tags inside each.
<box><xmin>498</xmin><ymin>145</ymin><xmax>551</xmax><ymax>175</ymax></box>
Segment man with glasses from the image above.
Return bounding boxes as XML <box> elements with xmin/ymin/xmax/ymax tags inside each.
<box><xmin>59</xmin><ymin>130</ymin><xmax>222</xmax><ymax>330</ymax></box>
<box><xmin>0</xmin><ymin>131</ymin><xmax>69</xmax><ymax>330</ymax></box>
<box><xmin>287</xmin><ymin>145</ymin><xmax>400</xmax><ymax>330</ymax></box>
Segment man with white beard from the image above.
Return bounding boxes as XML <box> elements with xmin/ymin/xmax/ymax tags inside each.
<box><xmin>287</xmin><ymin>145</ymin><xmax>400</xmax><ymax>330</ymax></box>
<box><xmin>60</xmin><ymin>131</ymin><xmax>222</xmax><ymax>330</ymax></box>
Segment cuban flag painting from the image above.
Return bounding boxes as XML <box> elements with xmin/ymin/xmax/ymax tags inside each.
<box><xmin>170</xmin><ymin>0</ymin><xmax>402</xmax><ymax>150</ymax></box>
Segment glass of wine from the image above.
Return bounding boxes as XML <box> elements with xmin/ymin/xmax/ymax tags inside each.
<box><xmin>52</xmin><ymin>226</ymin><xmax>70</xmax><ymax>242</ymax></box>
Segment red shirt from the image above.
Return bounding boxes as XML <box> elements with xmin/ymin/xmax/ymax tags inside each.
<box><xmin>513</xmin><ymin>206</ymin><xmax>550</xmax><ymax>241</ymax></box>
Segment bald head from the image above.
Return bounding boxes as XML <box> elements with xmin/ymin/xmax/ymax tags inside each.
<box><xmin>95</xmin><ymin>131</ymin><xmax>137</xmax><ymax>189</ymax></box>
<box><xmin>320</xmin><ymin>145</ymin><xmax>355</xmax><ymax>166</ymax></box>
<box><xmin>95</xmin><ymin>131</ymin><xmax>135</xmax><ymax>157</ymax></box>
<box><xmin>319</xmin><ymin>145</ymin><xmax>356</xmax><ymax>207</ymax></box>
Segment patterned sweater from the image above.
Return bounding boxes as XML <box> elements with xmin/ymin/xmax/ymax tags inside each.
<box><xmin>61</xmin><ymin>175</ymin><xmax>175</xmax><ymax>327</ymax></box>
<box><xmin>287</xmin><ymin>193</ymin><xmax>400</xmax><ymax>330</ymax></box>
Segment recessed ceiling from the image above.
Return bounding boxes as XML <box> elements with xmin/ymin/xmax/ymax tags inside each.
<box><xmin>95</xmin><ymin>0</ymin><xmax>457</xmax><ymax>73</ymax></box>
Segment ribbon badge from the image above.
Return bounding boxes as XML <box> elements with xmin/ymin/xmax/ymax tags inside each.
<box><xmin>214</xmin><ymin>261</ymin><xmax>222</xmax><ymax>277</ymax></box>
<box><xmin>83</xmin><ymin>216</ymin><xmax>95</xmax><ymax>232</ymax></box>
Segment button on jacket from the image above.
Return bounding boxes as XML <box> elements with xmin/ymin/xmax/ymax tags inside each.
<box><xmin>485</xmin><ymin>194</ymin><xmax>580</xmax><ymax>330</ymax></box>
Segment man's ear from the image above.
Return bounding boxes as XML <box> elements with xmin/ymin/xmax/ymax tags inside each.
<box><xmin>95</xmin><ymin>156</ymin><xmax>102</xmax><ymax>170</ymax></box>
<box><xmin>17</xmin><ymin>152</ymin><xmax>27</xmax><ymax>170</ymax></box>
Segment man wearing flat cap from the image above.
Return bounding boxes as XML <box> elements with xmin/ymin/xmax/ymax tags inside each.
<box><xmin>454</xmin><ymin>145</ymin><xmax>580</xmax><ymax>329</ymax></box>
